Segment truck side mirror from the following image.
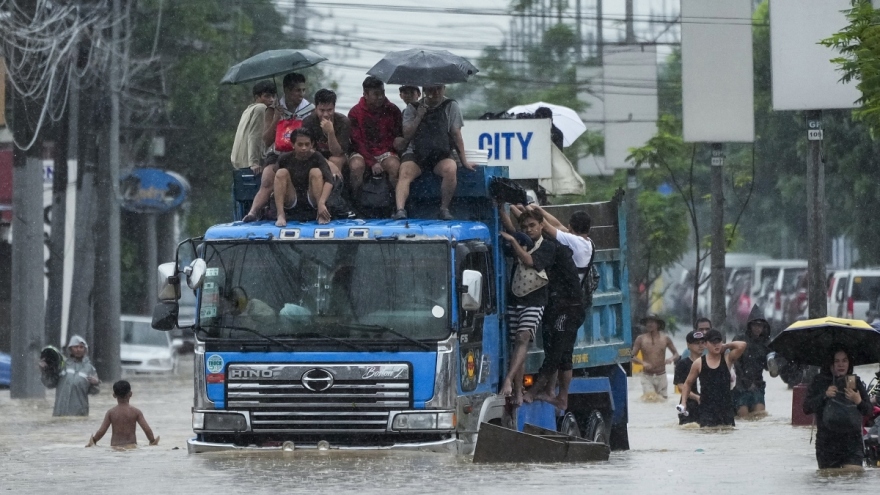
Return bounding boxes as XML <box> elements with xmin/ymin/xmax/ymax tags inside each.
<box><xmin>460</xmin><ymin>269</ymin><xmax>483</xmax><ymax>312</ymax></box>
<box><xmin>152</xmin><ymin>301</ymin><xmax>178</xmax><ymax>331</ymax></box>
<box><xmin>184</xmin><ymin>259</ymin><xmax>207</xmax><ymax>290</ymax></box>
<box><xmin>157</xmin><ymin>262</ymin><xmax>181</xmax><ymax>302</ymax></box>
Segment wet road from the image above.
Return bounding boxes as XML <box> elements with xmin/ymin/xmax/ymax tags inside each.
<box><xmin>3</xmin><ymin>355</ymin><xmax>879</xmax><ymax>494</ymax></box>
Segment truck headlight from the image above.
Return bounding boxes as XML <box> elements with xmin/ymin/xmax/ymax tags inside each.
<box><xmin>193</xmin><ymin>412</ymin><xmax>248</xmax><ymax>432</ymax></box>
<box><xmin>203</xmin><ymin>412</ymin><xmax>248</xmax><ymax>432</ymax></box>
<box><xmin>391</xmin><ymin>412</ymin><xmax>455</xmax><ymax>430</ymax></box>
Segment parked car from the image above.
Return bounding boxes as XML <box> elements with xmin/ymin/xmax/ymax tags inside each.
<box><xmin>726</xmin><ymin>273</ymin><xmax>754</xmax><ymax>330</ymax></box>
<box><xmin>121</xmin><ymin>315</ymin><xmax>181</xmax><ymax>374</ymax></box>
<box><xmin>695</xmin><ymin>253</ymin><xmax>769</xmax><ymax>319</ymax></box>
<box><xmin>828</xmin><ymin>270</ymin><xmax>849</xmax><ymax>318</ymax></box>
<box><xmin>834</xmin><ymin>269</ymin><xmax>880</xmax><ymax>321</ymax></box>
<box><xmin>782</xmin><ymin>272</ymin><xmax>809</xmax><ymax>326</ymax></box>
<box><xmin>768</xmin><ymin>261</ymin><xmax>807</xmax><ymax>331</ymax></box>
<box><xmin>0</xmin><ymin>351</ymin><xmax>10</xmax><ymax>388</ymax></box>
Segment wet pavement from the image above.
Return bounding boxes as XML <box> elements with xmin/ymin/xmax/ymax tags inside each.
<box><xmin>3</xmin><ymin>354</ymin><xmax>880</xmax><ymax>493</ymax></box>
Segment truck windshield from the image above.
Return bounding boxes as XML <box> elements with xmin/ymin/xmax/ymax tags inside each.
<box><xmin>197</xmin><ymin>241</ymin><xmax>450</xmax><ymax>343</ymax></box>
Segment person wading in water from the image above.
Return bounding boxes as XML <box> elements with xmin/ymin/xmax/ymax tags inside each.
<box><xmin>679</xmin><ymin>329</ymin><xmax>746</xmax><ymax>427</ymax></box>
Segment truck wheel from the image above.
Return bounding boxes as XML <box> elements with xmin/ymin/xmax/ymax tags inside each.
<box><xmin>558</xmin><ymin>412</ymin><xmax>580</xmax><ymax>437</ymax></box>
<box><xmin>582</xmin><ymin>410</ymin><xmax>610</xmax><ymax>446</ymax></box>
<box><xmin>609</xmin><ymin>421</ymin><xmax>630</xmax><ymax>451</ymax></box>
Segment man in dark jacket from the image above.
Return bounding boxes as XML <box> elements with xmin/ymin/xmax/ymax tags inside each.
<box><xmin>733</xmin><ymin>305</ymin><xmax>771</xmax><ymax>418</ymax></box>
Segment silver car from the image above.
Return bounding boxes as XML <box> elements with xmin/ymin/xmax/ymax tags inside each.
<box><xmin>121</xmin><ymin>315</ymin><xmax>180</xmax><ymax>374</ymax></box>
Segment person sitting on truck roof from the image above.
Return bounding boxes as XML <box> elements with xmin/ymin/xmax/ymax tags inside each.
<box><xmin>392</xmin><ymin>84</ymin><xmax>476</xmax><ymax>221</ymax></box>
<box><xmin>498</xmin><ymin>206</ymin><xmax>556</xmax><ymax>405</ymax></box>
<box><xmin>399</xmin><ymin>85</ymin><xmax>420</xmax><ymax>107</ymax></box>
<box><xmin>534</xmin><ymin>106</ymin><xmax>564</xmax><ymax>150</ymax></box>
<box><xmin>273</xmin><ymin>128</ymin><xmax>336</xmax><ymax>226</ymax></box>
<box><xmin>348</xmin><ymin>77</ymin><xmax>403</xmax><ymax>196</ymax></box>
<box><xmin>301</xmin><ymin>88</ymin><xmax>349</xmax><ymax>178</ymax></box>
<box><xmin>231</xmin><ymin>80</ymin><xmax>276</xmax><ymax>175</ymax></box>
<box><xmin>242</xmin><ymin>73</ymin><xmax>313</xmax><ymax>222</ymax></box>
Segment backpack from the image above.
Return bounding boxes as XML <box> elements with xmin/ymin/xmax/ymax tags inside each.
<box><xmin>578</xmin><ymin>238</ymin><xmax>600</xmax><ymax>306</ymax></box>
<box><xmin>358</xmin><ymin>173</ymin><xmax>393</xmax><ymax>218</ymax></box>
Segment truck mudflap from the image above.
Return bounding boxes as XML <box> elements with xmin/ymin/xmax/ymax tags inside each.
<box><xmin>472</xmin><ymin>422</ymin><xmax>610</xmax><ymax>463</ymax></box>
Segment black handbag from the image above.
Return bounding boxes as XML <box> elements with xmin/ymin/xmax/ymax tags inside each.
<box><xmin>823</xmin><ymin>395</ymin><xmax>862</xmax><ymax>433</ymax></box>
<box><xmin>358</xmin><ymin>173</ymin><xmax>393</xmax><ymax>216</ymax></box>
<box><xmin>489</xmin><ymin>176</ymin><xmax>528</xmax><ymax>205</ymax></box>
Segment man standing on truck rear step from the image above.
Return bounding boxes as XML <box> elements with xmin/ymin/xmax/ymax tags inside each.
<box><xmin>631</xmin><ymin>314</ymin><xmax>679</xmax><ymax>400</ymax></box>
<box><xmin>515</xmin><ymin>205</ymin><xmax>593</xmax><ymax>411</ymax></box>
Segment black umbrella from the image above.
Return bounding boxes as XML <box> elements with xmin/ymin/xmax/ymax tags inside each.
<box><xmin>220</xmin><ymin>49</ymin><xmax>327</xmax><ymax>85</ymax></box>
<box><xmin>769</xmin><ymin>317</ymin><xmax>880</xmax><ymax>367</ymax></box>
<box><xmin>366</xmin><ymin>49</ymin><xmax>478</xmax><ymax>86</ymax></box>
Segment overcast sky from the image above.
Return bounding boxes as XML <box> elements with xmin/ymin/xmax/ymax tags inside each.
<box><xmin>276</xmin><ymin>0</ymin><xmax>677</xmax><ymax>112</ymax></box>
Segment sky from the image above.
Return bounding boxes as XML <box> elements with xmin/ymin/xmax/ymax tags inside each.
<box><xmin>275</xmin><ymin>0</ymin><xmax>679</xmax><ymax>112</ymax></box>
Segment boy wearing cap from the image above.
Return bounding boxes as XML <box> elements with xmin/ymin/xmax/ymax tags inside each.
<box><xmin>631</xmin><ymin>314</ymin><xmax>679</xmax><ymax>399</ymax></box>
<box><xmin>39</xmin><ymin>335</ymin><xmax>100</xmax><ymax>416</ymax></box>
<box><xmin>674</xmin><ymin>331</ymin><xmax>707</xmax><ymax>425</ymax></box>
<box><xmin>679</xmin><ymin>329</ymin><xmax>747</xmax><ymax>427</ymax></box>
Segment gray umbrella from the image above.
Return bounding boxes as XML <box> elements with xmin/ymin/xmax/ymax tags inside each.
<box><xmin>220</xmin><ymin>49</ymin><xmax>327</xmax><ymax>85</ymax></box>
<box><xmin>366</xmin><ymin>49</ymin><xmax>478</xmax><ymax>86</ymax></box>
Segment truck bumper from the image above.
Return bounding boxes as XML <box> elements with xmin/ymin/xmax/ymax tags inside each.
<box><xmin>186</xmin><ymin>436</ymin><xmax>460</xmax><ymax>454</ymax></box>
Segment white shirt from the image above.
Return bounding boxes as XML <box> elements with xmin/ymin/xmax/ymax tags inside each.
<box><xmin>554</xmin><ymin>230</ymin><xmax>593</xmax><ymax>272</ymax></box>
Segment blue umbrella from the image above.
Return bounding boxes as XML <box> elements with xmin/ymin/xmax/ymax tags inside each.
<box><xmin>220</xmin><ymin>49</ymin><xmax>327</xmax><ymax>85</ymax></box>
<box><xmin>367</xmin><ymin>49</ymin><xmax>478</xmax><ymax>86</ymax></box>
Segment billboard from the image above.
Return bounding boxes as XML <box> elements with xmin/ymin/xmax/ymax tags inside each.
<box><xmin>602</xmin><ymin>45</ymin><xmax>658</xmax><ymax>169</ymax></box>
<box><xmin>461</xmin><ymin>119</ymin><xmax>551</xmax><ymax>179</ymax></box>
<box><xmin>681</xmin><ymin>0</ymin><xmax>755</xmax><ymax>142</ymax></box>
<box><xmin>770</xmin><ymin>0</ymin><xmax>860</xmax><ymax>110</ymax></box>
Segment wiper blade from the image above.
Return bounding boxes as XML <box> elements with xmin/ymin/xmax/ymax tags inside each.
<box><xmin>200</xmin><ymin>324</ymin><xmax>296</xmax><ymax>351</ymax></box>
<box><xmin>298</xmin><ymin>332</ymin><xmax>369</xmax><ymax>352</ymax></box>
<box><xmin>338</xmin><ymin>323</ymin><xmax>432</xmax><ymax>351</ymax></box>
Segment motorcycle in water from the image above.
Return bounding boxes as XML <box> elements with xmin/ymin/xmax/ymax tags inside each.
<box><xmin>863</xmin><ymin>370</ymin><xmax>880</xmax><ymax>467</ymax></box>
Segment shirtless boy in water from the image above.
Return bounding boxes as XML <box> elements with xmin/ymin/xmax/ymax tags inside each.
<box><xmin>87</xmin><ymin>380</ymin><xmax>159</xmax><ymax>448</ymax></box>
<box><xmin>631</xmin><ymin>314</ymin><xmax>679</xmax><ymax>399</ymax></box>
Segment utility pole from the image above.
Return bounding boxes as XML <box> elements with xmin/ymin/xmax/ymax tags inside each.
<box><xmin>596</xmin><ymin>0</ymin><xmax>603</xmax><ymax>64</ymax></box>
<box><xmin>806</xmin><ymin>111</ymin><xmax>827</xmax><ymax>318</ymax></box>
<box><xmin>92</xmin><ymin>0</ymin><xmax>123</xmax><ymax>381</ymax></box>
<box><xmin>625</xmin><ymin>0</ymin><xmax>635</xmax><ymax>43</ymax></box>
<box><xmin>709</xmin><ymin>144</ymin><xmax>727</xmax><ymax>335</ymax></box>
<box><xmin>10</xmin><ymin>0</ymin><xmax>46</xmax><ymax>399</ymax></box>
<box><xmin>45</xmin><ymin>96</ymin><xmax>70</xmax><ymax>349</ymax></box>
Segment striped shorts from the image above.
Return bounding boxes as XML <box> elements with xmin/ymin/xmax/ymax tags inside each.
<box><xmin>507</xmin><ymin>305</ymin><xmax>545</xmax><ymax>342</ymax></box>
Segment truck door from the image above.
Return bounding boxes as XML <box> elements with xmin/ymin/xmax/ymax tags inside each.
<box><xmin>458</xmin><ymin>243</ymin><xmax>496</xmax><ymax>393</ymax></box>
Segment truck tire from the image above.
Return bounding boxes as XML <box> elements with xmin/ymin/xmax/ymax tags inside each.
<box><xmin>557</xmin><ymin>412</ymin><xmax>581</xmax><ymax>437</ymax></box>
<box><xmin>582</xmin><ymin>410</ymin><xmax>610</xmax><ymax>446</ymax></box>
<box><xmin>609</xmin><ymin>421</ymin><xmax>630</xmax><ymax>451</ymax></box>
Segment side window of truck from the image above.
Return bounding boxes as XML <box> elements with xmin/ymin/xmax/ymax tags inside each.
<box><xmin>461</xmin><ymin>251</ymin><xmax>495</xmax><ymax>314</ymax></box>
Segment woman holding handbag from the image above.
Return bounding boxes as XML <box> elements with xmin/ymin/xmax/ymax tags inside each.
<box><xmin>803</xmin><ymin>346</ymin><xmax>872</xmax><ymax>470</ymax></box>
<box><xmin>498</xmin><ymin>206</ymin><xmax>556</xmax><ymax>405</ymax></box>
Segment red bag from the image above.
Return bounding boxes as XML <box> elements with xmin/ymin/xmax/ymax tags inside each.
<box><xmin>274</xmin><ymin>118</ymin><xmax>303</xmax><ymax>152</ymax></box>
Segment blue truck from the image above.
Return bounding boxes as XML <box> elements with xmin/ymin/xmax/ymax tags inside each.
<box><xmin>152</xmin><ymin>165</ymin><xmax>632</xmax><ymax>454</ymax></box>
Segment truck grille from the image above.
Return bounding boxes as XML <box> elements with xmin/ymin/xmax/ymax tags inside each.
<box><xmin>226</xmin><ymin>363</ymin><xmax>411</xmax><ymax>433</ymax></box>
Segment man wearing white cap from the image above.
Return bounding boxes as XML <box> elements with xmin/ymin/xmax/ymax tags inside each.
<box><xmin>39</xmin><ymin>335</ymin><xmax>100</xmax><ymax>416</ymax></box>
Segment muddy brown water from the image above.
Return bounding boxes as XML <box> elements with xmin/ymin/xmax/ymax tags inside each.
<box><xmin>3</xmin><ymin>355</ymin><xmax>879</xmax><ymax>493</ymax></box>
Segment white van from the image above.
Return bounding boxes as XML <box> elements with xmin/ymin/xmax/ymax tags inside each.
<box><xmin>830</xmin><ymin>268</ymin><xmax>880</xmax><ymax>321</ymax></box>
<box><xmin>749</xmin><ymin>260</ymin><xmax>807</xmax><ymax>327</ymax></box>
<box><xmin>696</xmin><ymin>253</ymin><xmax>769</xmax><ymax>319</ymax></box>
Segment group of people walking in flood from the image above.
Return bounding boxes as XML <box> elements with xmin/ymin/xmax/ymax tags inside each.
<box><xmin>632</xmin><ymin>305</ymin><xmax>880</xmax><ymax>471</ymax></box>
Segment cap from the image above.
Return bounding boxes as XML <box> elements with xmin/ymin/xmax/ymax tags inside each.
<box><xmin>639</xmin><ymin>313</ymin><xmax>666</xmax><ymax>330</ymax></box>
<box><xmin>704</xmin><ymin>329</ymin><xmax>724</xmax><ymax>343</ymax></box>
<box><xmin>686</xmin><ymin>331</ymin><xmax>707</xmax><ymax>344</ymax></box>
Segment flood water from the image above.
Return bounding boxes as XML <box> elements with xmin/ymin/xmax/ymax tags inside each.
<box><xmin>3</xmin><ymin>354</ymin><xmax>880</xmax><ymax>493</ymax></box>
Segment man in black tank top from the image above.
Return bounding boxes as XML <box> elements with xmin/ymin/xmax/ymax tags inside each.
<box><xmin>678</xmin><ymin>329</ymin><xmax>747</xmax><ymax>427</ymax></box>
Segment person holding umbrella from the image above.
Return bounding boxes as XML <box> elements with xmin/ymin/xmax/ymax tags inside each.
<box><xmin>803</xmin><ymin>346</ymin><xmax>872</xmax><ymax>470</ymax></box>
<box><xmin>393</xmin><ymin>84</ymin><xmax>475</xmax><ymax>220</ymax></box>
